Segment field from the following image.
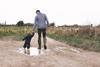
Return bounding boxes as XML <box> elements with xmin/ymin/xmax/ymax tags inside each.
<box><xmin>47</xmin><ymin>26</ymin><xmax>100</xmax><ymax>52</ymax></box>
<box><xmin>0</xmin><ymin>26</ymin><xmax>33</xmax><ymax>40</ymax></box>
<box><xmin>0</xmin><ymin>25</ymin><xmax>100</xmax><ymax>67</ymax></box>
<box><xmin>0</xmin><ymin>25</ymin><xmax>100</xmax><ymax>52</ymax></box>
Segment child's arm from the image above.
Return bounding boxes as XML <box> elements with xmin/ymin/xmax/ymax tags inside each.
<box><xmin>22</xmin><ymin>36</ymin><xmax>27</xmax><ymax>41</ymax></box>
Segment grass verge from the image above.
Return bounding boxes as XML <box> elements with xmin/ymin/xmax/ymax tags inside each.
<box><xmin>47</xmin><ymin>33</ymin><xmax>100</xmax><ymax>52</ymax></box>
<box><xmin>0</xmin><ymin>31</ymin><xmax>27</xmax><ymax>41</ymax></box>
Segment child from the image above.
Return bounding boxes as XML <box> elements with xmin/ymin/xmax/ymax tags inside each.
<box><xmin>23</xmin><ymin>32</ymin><xmax>35</xmax><ymax>54</ymax></box>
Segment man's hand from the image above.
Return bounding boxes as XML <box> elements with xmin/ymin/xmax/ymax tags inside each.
<box><xmin>32</xmin><ymin>30</ymin><xmax>35</xmax><ymax>34</ymax></box>
<box><xmin>47</xmin><ymin>24</ymin><xmax>50</xmax><ymax>27</ymax></box>
<box><xmin>31</xmin><ymin>31</ymin><xmax>35</xmax><ymax>37</ymax></box>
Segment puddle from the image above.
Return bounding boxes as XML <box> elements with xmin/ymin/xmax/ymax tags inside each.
<box><xmin>17</xmin><ymin>47</ymin><xmax>45</xmax><ymax>56</ymax></box>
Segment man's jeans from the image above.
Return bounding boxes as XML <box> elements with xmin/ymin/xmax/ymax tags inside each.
<box><xmin>38</xmin><ymin>28</ymin><xmax>47</xmax><ymax>49</ymax></box>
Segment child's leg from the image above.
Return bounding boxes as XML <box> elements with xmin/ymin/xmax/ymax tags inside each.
<box><xmin>27</xmin><ymin>49</ymin><xmax>30</xmax><ymax>55</ymax></box>
<box><xmin>24</xmin><ymin>48</ymin><xmax>26</xmax><ymax>54</ymax></box>
<box><xmin>23</xmin><ymin>43</ymin><xmax>27</xmax><ymax>54</ymax></box>
<box><xmin>27</xmin><ymin>44</ymin><xmax>30</xmax><ymax>55</ymax></box>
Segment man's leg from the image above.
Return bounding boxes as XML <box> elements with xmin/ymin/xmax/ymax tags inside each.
<box><xmin>38</xmin><ymin>29</ymin><xmax>41</xmax><ymax>49</ymax></box>
<box><xmin>42</xmin><ymin>29</ymin><xmax>47</xmax><ymax>49</ymax></box>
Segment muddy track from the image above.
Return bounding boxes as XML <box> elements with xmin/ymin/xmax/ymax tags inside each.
<box><xmin>0</xmin><ymin>34</ymin><xmax>100</xmax><ymax>67</ymax></box>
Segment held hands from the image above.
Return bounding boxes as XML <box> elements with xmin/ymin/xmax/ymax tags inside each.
<box><xmin>32</xmin><ymin>30</ymin><xmax>35</xmax><ymax>34</ymax></box>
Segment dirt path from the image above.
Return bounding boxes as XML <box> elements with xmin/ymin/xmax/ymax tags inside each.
<box><xmin>0</xmin><ymin>34</ymin><xmax>100</xmax><ymax>67</ymax></box>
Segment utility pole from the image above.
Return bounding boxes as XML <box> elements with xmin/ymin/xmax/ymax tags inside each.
<box><xmin>5</xmin><ymin>21</ymin><xmax>6</xmax><ymax>25</ymax></box>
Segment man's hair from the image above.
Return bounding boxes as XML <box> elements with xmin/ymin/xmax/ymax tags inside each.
<box><xmin>36</xmin><ymin>10</ymin><xmax>40</xmax><ymax>13</ymax></box>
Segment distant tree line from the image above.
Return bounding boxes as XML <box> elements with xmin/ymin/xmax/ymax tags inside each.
<box><xmin>16</xmin><ymin>20</ymin><xmax>33</xmax><ymax>26</ymax></box>
<box><xmin>0</xmin><ymin>20</ymin><xmax>56</xmax><ymax>27</ymax></box>
<box><xmin>16</xmin><ymin>21</ymin><xmax>55</xmax><ymax>27</ymax></box>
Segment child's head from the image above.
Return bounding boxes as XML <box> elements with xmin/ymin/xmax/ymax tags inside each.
<box><xmin>27</xmin><ymin>33</ymin><xmax>31</xmax><ymax>36</ymax></box>
<box><xmin>27</xmin><ymin>32</ymin><xmax>34</xmax><ymax>36</ymax></box>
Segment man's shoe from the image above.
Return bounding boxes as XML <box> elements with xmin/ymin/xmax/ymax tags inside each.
<box><xmin>38</xmin><ymin>47</ymin><xmax>41</xmax><ymax>50</ymax></box>
<box><xmin>44</xmin><ymin>45</ymin><xmax>47</xmax><ymax>50</ymax></box>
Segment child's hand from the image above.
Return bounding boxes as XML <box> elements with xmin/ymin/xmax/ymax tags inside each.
<box><xmin>32</xmin><ymin>32</ymin><xmax>35</xmax><ymax>36</ymax></box>
<box><xmin>32</xmin><ymin>31</ymin><xmax>35</xmax><ymax>34</ymax></box>
<box><xmin>22</xmin><ymin>39</ymin><xmax>24</xmax><ymax>41</ymax></box>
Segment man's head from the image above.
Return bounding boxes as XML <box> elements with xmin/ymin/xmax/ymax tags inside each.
<box><xmin>36</xmin><ymin>10</ymin><xmax>40</xmax><ymax>14</ymax></box>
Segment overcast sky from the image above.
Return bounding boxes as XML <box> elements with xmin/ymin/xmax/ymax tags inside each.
<box><xmin>0</xmin><ymin>0</ymin><xmax>100</xmax><ymax>26</ymax></box>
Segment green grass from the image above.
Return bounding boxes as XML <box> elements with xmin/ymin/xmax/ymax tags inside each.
<box><xmin>47</xmin><ymin>33</ymin><xmax>100</xmax><ymax>52</ymax></box>
<box><xmin>1</xmin><ymin>26</ymin><xmax>100</xmax><ymax>52</ymax></box>
<box><xmin>0</xmin><ymin>26</ymin><xmax>32</xmax><ymax>40</ymax></box>
<box><xmin>0</xmin><ymin>31</ymin><xmax>26</xmax><ymax>41</ymax></box>
<box><xmin>0</xmin><ymin>31</ymin><xmax>16</xmax><ymax>37</ymax></box>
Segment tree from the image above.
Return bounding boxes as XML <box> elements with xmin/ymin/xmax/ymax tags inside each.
<box><xmin>49</xmin><ymin>22</ymin><xmax>55</xmax><ymax>27</ymax></box>
<box><xmin>16</xmin><ymin>21</ymin><xmax>24</xmax><ymax>26</ymax></box>
<box><xmin>24</xmin><ymin>23</ymin><xmax>33</xmax><ymax>26</ymax></box>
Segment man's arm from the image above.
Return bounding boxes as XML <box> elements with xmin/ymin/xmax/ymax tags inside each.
<box><xmin>33</xmin><ymin>16</ymin><xmax>37</xmax><ymax>31</ymax></box>
<box><xmin>45</xmin><ymin>14</ymin><xmax>49</xmax><ymax>26</ymax></box>
<box><xmin>31</xmin><ymin>32</ymin><xmax>35</xmax><ymax>37</ymax></box>
<box><xmin>33</xmin><ymin>23</ymin><xmax>36</xmax><ymax>31</ymax></box>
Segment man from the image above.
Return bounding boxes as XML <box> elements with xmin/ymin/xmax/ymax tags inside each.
<box><xmin>33</xmin><ymin>10</ymin><xmax>49</xmax><ymax>50</ymax></box>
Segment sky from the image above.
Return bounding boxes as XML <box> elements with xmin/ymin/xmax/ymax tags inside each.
<box><xmin>0</xmin><ymin>0</ymin><xmax>100</xmax><ymax>26</ymax></box>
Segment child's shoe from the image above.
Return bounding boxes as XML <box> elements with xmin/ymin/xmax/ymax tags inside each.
<box><xmin>27</xmin><ymin>49</ymin><xmax>30</xmax><ymax>55</ymax></box>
